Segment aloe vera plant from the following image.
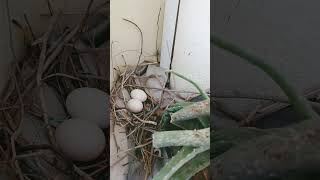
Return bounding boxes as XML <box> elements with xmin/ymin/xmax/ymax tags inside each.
<box><xmin>152</xmin><ymin>71</ymin><xmax>210</xmax><ymax>180</ymax></box>
<box><xmin>153</xmin><ymin>146</ymin><xmax>209</xmax><ymax>180</ymax></box>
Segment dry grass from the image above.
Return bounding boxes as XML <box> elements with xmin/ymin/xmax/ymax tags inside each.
<box><xmin>0</xmin><ymin>1</ymin><xmax>109</xmax><ymax>179</ymax></box>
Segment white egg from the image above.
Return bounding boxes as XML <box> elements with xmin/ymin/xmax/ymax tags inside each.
<box><xmin>55</xmin><ymin>118</ymin><xmax>106</xmax><ymax>162</ymax></box>
<box><xmin>126</xmin><ymin>99</ymin><xmax>143</xmax><ymax>113</ymax></box>
<box><xmin>66</xmin><ymin>87</ymin><xmax>108</xmax><ymax>128</ymax></box>
<box><xmin>130</xmin><ymin>89</ymin><xmax>147</xmax><ymax>102</ymax></box>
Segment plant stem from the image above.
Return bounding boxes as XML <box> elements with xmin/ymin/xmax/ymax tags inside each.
<box><xmin>170</xmin><ymin>99</ymin><xmax>210</xmax><ymax>123</ymax></box>
<box><xmin>152</xmin><ymin>128</ymin><xmax>210</xmax><ymax>148</ymax></box>
<box><xmin>211</xmin><ymin>35</ymin><xmax>317</xmax><ymax>121</ymax></box>
<box><xmin>167</xmin><ymin>70</ymin><xmax>209</xmax><ymax>100</ymax></box>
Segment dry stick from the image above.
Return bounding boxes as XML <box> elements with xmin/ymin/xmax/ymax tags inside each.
<box><xmin>89</xmin><ymin>165</ymin><xmax>107</xmax><ymax>176</ymax></box>
<box><xmin>123</xmin><ymin>18</ymin><xmax>143</xmax><ymax>73</ymax></box>
<box><xmin>14</xmin><ymin>160</ymin><xmax>24</xmax><ymax>180</ymax></box>
<box><xmin>10</xmin><ymin>73</ymin><xmax>25</xmax><ymax>180</ymax></box>
<box><xmin>111</xmin><ymin>114</ymin><xmax>120</xmax><ymax>151</ymax></box>
<box><xmin>36</xmin><ymin>13</ymin><xmax>60</xmax><ymax>145</ymax></box>
<box><xmin>80</xmin><ymin>0</ymin><xmax>95</xmax><ymax>31</ymax></box>
<box><xmin>5</xmin><ymin>0</ymin><xmax>17</xmax><ymax>61</ymax></box>
<box><xmin>155</xmin><ymin>7</ymin><xmax>162</xmax><ymax>63</ymax></box>
<box><xmin>46</xmin><ymin>0</ymin><xmax>54</xmax><ymax>16</ymax></box>
<box><xmin>43</xmin><ymin>24</ymin><xmax>80</xmax><ymax>71</ymax></box>
<box><xmin>78</xmin><ymin>74</ymin><xmax>108</xmax><ymax>81</ymax></box>
<box><xmin>47</xmin><ymin>29</ymin><xmax>70</xmax><ymax>54</ymax></box>
<box><xmin>73</xmin><ymin>165</ymin><xmax>95</xmax><ymax>180</ymax></box>
<box><xmin>23</xmin><ymin>14</ymin><xmax>35</xmax><ymax>41</ymax></box>
<box><xmin>116</xmin><ymin>141</ymin><xmax>152</xmax><ymax>156</ymax></box>
<box><xmin>133</xmin><ymin>114</ymin><xmax>157</xmax><ymax>126</ymax></box>
<box><xmin>241</xmin><ymin>104</ymin><xmax>263</xmax><ymax>126</ymax></box>
<box><xmin>213</xmin><ymin>89</ymin><xmax>320</xmax><ymax>119</ymax></box>
<box><xmin>0</xmin><ymin>144</ymin><xmax>8</xmax><ymax>159</ymax></box>
<box><xmin>80</xmin><ymin>159</ymin><xmax>108</xmax><ymax>170</ymax></box>
<box><xmin>42</xmin><ymin>73</ymin><xmax>85</xmax><ymax>82</ymax></box>
<box><xmin>43</xmin><ymin>0</ymin><xmax>94</xmax><ymax>72</ymax></box>
<box><xmin>126</xmin><ymin>84</ymin><xmax>199</xmax><ymax>94</ymax></box>
<box><xmin>16</xmin><ymin>152</ymin><xmax>44</xmax><ymax>159</ymax></box>
<box><xmin>5</xmin><ymin>112</ymin><xmax>18</xmax><ymax>131</ymax></box>
<box><xmin>213</xmin><ymin>91</ymin><xmax>288</xmax><ymax>102</ymax></box>
<box><xmin>110</xmin><ymin>154</ymin><xmax>128</xmax><ymax>167</ymax></box>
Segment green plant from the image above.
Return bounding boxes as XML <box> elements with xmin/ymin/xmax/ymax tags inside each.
<box><xmin>152</xmin><ymin>71</ymin><xmax>210</xmax><ymax>180</ymax></box>
<box><xmin>211</xmin><ymin>35</ymin><xmax>320</xmax><ymax>179</ymax></box>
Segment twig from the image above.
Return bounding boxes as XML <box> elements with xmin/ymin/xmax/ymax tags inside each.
<box><xmin>241</xmin><ymin>104</ymin><xmax>263</xmax><ymax>126</ymax></box>
<box><xmin>23</xmin><ymin>13</ymin><xmax>35</xmax><ymax>40</ymax></box>
<box><xmin>116</xmin><ymin>141</ymin><xmax>152</xmax><ymax>155</ymax></box>
<box><xmin>43</xmin><ymin>0</ymin><xmax>95</xmax><ymax>71</ymax></box>
<box><xmin>79</xmin><ymin>159</ymin><xmax>108</xmax><ymax>170</ymax></box>
<box><xmin>110</xmin><ymin>154</ymin><xmax>128</xmax><ymax>168</ymax></box>
<box><xmin>10</xmin><ymin>73</ymin><xmax>25</xmax><ymax>180</ymax></box>
<box><xmin>155</xmin><ymin>7</ymin><xmax>162</xmax><ymax>63</ymax></box>
<box><xmin>36</xmin><ymin>13</ymin><xmax>60</xmax><ymax>145</ymax></box>
<box><xmin>47</xmin><ymin>29</ymin><xmax>70</xmax><ymax>55</ymax></box>
<box><xmin>73</xmin><ymin>165</ymin><xmax>95</xmax><ymax>180</ymax></box>
<box><xmin>80</xmin><ymin>0</ymin><xmax>95</xmax><ymax>31</ymax></box>
<box><xmin>46</xmin><ymin>0</ymin><xmax>54</xmax><ymax>16</ymax></box>
<box><xmin>78</xmin><ymin>74</ymin><xmax>108</xmax><ymax>81</ymax></box>
<box><xmin>123</xmin><ymin>18</ymin><xmax>143</xmax><ymax>73</ymax></box>
<box><xmin>16</xmin><ymin>152</ymin><xmax>44</xmax><ymax>159</ymax></box>
<box><xmin>133</xmin><ymin>114</ymin><xmax>157</xmax><ymax>126</ymax></box>
<box><xmin>89</xmin><ymin>165</ymin><xmax>107</xmax><ymax>176</ymax></box>
<box><xmin>5</xmin><ymin>0</ymin><xmax>17</xmax><ymax>61</ymax></box>
<box><xmin>42</xmin><ymin>73</ymin><xmax>85</xmax><ymax>82</ymax></box>
<box><xmin>125</xmin><ymin>84</ymin><xmax>199</xmax><ymax>94</ymax></box>
<box><xmin>43</xmin><ymin>24</ymin><xmax>80</xmax><ymax>71</ymax></box>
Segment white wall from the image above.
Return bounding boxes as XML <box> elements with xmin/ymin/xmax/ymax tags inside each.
<box><xmin>160</xmin><ymin>0</ymin><xmax>179</xmax><ymax>70</ymax></box>
<box><xmin>110</xmin><ymin>0</ymin><xmax>165</xmax><ymax>86</ymax></box>
<box><xmin>109</xmin><ymin>1</ymin><xmax>165</xmax><ymax>178</ymax></box>
<box><xmin>160</xmin><ymin>0</ymin><xmax>210</xmax><ymax>94</ymax></box>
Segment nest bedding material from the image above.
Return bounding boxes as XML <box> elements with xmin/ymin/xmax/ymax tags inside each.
<box><xmin>110</xmin><ymin>64</ymin><xmax>205</xmax><ymax>179</ymax></box>
<box><xmin>0</xmin><ymin>1</ymin><xmax>109</xmax><ymax>179</ymax></box>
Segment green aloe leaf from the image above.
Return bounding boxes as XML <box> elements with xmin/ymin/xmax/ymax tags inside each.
<box><xmin>171</xmin><ymin>100</ymin><xmax>210</xmax><ymax>128</ymax></box>
<box><xmin>159</xmin><ymin>101</ymin><xmax>195</xmax><ymax>130</ymax></box>
<box><xmin>152</xmin><ymin>146</ymin><xmax>209</xmax><ymax>180</ymax></box>
<box><xmin>170</xmin><ymin>149</ymin><xmax>210</xmax><ymax>180</ymax></box>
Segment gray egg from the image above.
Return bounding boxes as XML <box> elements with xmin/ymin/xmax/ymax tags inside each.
<box><xmin>55</xmin><ymin>118</ymin><xmax>106</xmax><ymax>162</ymax></box>
<box><xmin>66</xmin><ymin>87</ymin><xmax>109</xmax><ymax>128</ymax></box>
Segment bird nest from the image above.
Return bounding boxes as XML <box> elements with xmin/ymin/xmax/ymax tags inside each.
<box><xmin>110</xmin><ymin>62</ymin><xmax>202</xmax><ymax>179</ymax></box>
<box><xmin>0</xmin><ymin>1</ymin><xmax>109</xmax><ymax>180</ymax></box>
